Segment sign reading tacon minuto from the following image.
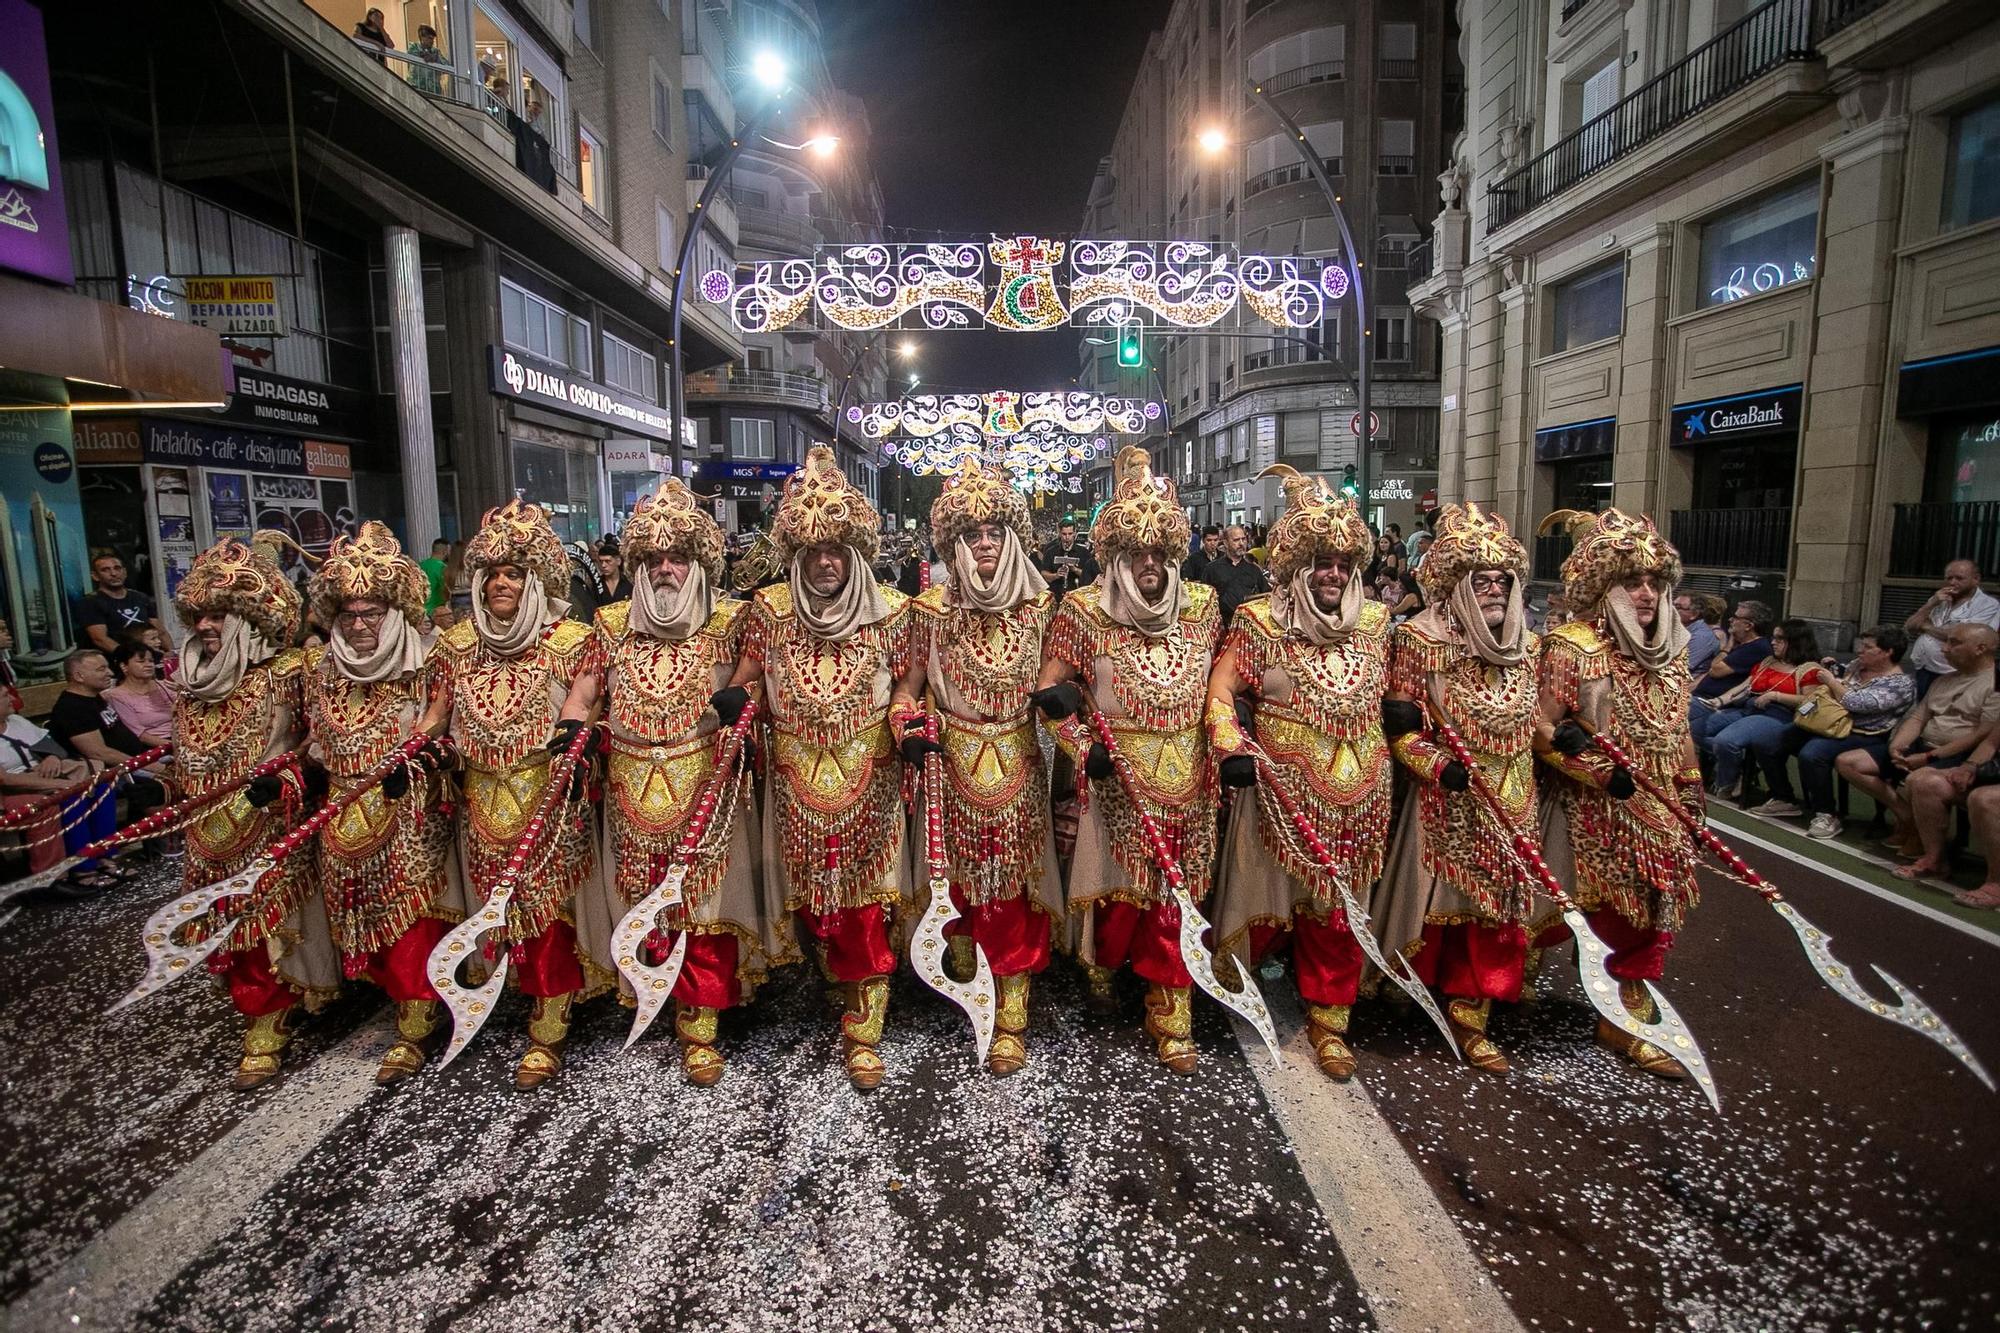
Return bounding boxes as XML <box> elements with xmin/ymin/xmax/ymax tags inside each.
<box><xmin>490</xmin><ymin>347</ymin><xmax>675</xmax><ymax>442</ymax></box>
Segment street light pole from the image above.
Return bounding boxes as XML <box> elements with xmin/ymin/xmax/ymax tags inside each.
<box><xmin>1244</xmin><ymin>83</ymin><xmax>1373</xmax><ymax>508</ymax></box>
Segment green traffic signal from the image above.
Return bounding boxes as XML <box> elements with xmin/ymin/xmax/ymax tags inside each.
<box><xmin>1117</xmin><ymin>328</ymin><xmax>1143</xmax><ymax>367</ymax></box>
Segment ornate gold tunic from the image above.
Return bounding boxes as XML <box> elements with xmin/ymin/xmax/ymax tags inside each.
<box><xmin>1385</xmin><ymin>614</ymin><xmax>1542</xmax><ymax>925</ymax></box>
<box><xmin>1044</xmin><ymin>582</ymin><xmax>1220</xmax><ymax>909</ymax></box>
<box><xmin>745</xmin><ymin>583</ymin><xmax>910</xmax><ymax>915</ymax></box>
<box><xmin>176</xmin><ymin>650</ymin><xmax>316</xmax><ymax>954</ymax></box>
<box><xmin>1538</xmin><ymin>620</ymin><xmax>1700</xmax><ymax>931</ymax></box>
<box><xmin>433</xmin><ymin>617</ymin><xmax>598</xmax><ymax>944</ymax></box>
<box><xmin>301</xmin><ymin>646</ymin><xmax>459</xmax><ymax>963</ymax></box>
<box><xmin>906</xmin><ymin>584</ymin><xmax>1059</xmax><ymax>908</ymax></box>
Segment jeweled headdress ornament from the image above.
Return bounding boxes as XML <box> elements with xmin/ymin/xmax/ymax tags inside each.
<box><xmin>1092</xmin><ymin>445</ymin><xmax>1190</xmax><ymax>563</ymax></box>
<box><xmin>621</xmin><ymin>479</ymin><xmax>726</xmax><ymax>584</ymax></box>
<box><xmin>173</xmin><ymin>531</ymin><xmax>303</xmax><ymax>646</ymax></box>
<box><xmin>930</xmin><ymin>457</ymin><xmax>1033</xmax><ymax>555</ymax></box>
<box><xmin>465</xmin><ymin>498</ymin><xmax>569</xmax><ymax>599</ymax></box>
<box><xmin>1416</xmin><ymin>502</ymin><xmax>1528</xmax><ymax>604</ymax></box>
<box><xmin>772</xmin><ymin>444</ymin><xmax>882</xmax><ymax>564</ymax></box>
<box><xmin>309</xmin><ymin>521</ymin><xmax>426</xmax><ymax>626</ymax></box>
<box><xmin>1539</xmin><ymin>507</ymin><xmax>1683</xmax><ymax>615</ymax></box>
<box><xmin>1261</xmin><ymin>463</ymin><xmax>1371</xmax><ymax>589</ymax></box>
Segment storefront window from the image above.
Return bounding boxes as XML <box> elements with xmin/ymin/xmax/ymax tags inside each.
<box><xmin>1550</xmin><ymin>457</ymin><xmax>1611</xmax><ymax>512</ymax></box>
<box><xmin>1697</xmin><ymin>176</ymin><xmax>1819</xmax><ymax>308</ymax></box>
<box><xmin>510</xmin><ymin>440</ymin><xmax>600</xmax><ymax>543</ymax></box>
<box><xmin>1924</xmin><ymin>412</ymin><xmax>2000</xmax><ymax>504</ymax></box>
<box><xmin>1943</xmin><ymin>98</ymin><xmax>2000</xmax><ymax>234</ymax></box>
<box><xmin>1691</xmin><ymin>442</ymin><xmax>1794</xmax><ymax>512</ymax></box>
<box><xmin>1549</xmin><ymin>259</ymin><xmax>1623</xmax><ymax>352</ymax></box>
<box><xmin>473</xmin><ymin>10</ymin><xmax>514</xmax><ymax>118</ymax></box>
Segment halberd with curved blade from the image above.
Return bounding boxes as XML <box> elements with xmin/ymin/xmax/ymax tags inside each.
<box><xmin>1566</xmin><ymin>906</ymin><xmax>1722</xmax><ymax>1111</ymax></box>
<box><xmin>613</xmin><ymin>866</ymin><xmax>692</xmax><ymax>1050</ymax></box>
<box><xmin>910</xmin><ymin>867</ymin><xmax>996</xmax><ymax>1068</ymax></box>
<box><xmin>1167</xmin><ymin>872</ymin><xmax>1284</xmax><ymax>1067</ymax></box>
<box><xmin>106</xmin><ymin>859</ymin><xmax>274</xmax><ymax>1013</ymax></box>
<box><xmin>427</xmin><ymin>890</ymin><xmax>513</xmax><ymax>1068</ymax></box>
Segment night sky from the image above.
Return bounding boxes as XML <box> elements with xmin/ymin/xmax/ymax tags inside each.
<box><xmin>819</xmin><ymin>0</ymin><xmax>1176</xmax><ymax>397</ymax></box>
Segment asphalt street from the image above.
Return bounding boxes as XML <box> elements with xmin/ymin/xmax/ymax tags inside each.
<box><xmin>0</xmin><ymin>821</ymin><xmax>1993</xmax><ymax>1333</ymax></box>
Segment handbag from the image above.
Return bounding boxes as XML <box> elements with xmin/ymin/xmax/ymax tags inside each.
<box><xmin>1792</xmin><ymin>682</ymin><xmax>1852</xmax><ymax>739</ymax></box>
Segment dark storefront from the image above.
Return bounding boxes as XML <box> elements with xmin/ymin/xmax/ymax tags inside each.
<box><xmin>1668</xmin><ymin>385</ymin><xmax>1799</xmax><ymax>571</ymax></box>
<box><xmin>1889</xmin><ymin>345</ymin><xmax>2000</xmax><ymax>588</ymax></box>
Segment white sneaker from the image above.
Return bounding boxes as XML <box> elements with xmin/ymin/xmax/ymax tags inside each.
<box><xmin>1806</xmin><ymin>814</ymin><xmax>1842</xmax><ymax>840</ymax></box>
<box><xmin>1751</xmin><ymin>799</ymin><xmax>1802</xmax><ymax>817</ymax></box>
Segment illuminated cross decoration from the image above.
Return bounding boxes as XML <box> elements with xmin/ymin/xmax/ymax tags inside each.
<box><xmin>1002</xmin><ymin>240</ymin><xmax>1047</xmax><ymax>271</ymax></box>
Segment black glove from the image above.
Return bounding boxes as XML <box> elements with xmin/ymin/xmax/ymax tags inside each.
<box><xmin>381</xmin><ymin>763</ymin><xmax>412</xmax><ymax>801</ymax></box>
<box><xmin>1085</xmin><ymin>742</ymin><xmax>1114</xmax><ymax>781</ymax></box>
<box><xmin>1218</xmin><ymin>754</ymin><xmax>1258</xmax><ymax>788</ymax></box>
<box><xmin>1552</xmin><ymin>720</ymin><xmax>1590</xmax><ymax>756</ymax></box>
<box><xmin>245</xmin><ymin>774</ymin><xmax>284</xmax><ymax>809</ymax></box>
<box><xmin>1605</xmin><ymin>767</ymin><xmax>1637</xmax><ymax>801</ymax></box>
<box><xmin>710</xmin><ymin>685</ymin><xmax>750</xmax><ymax>725</ymax></box>
<box><xmin>1030</xmin><ymin>682</ymin><xmax>1082</xmax><ymax>720</ymax></box>
<box><xmin>547</xmin><ymin>718</ymin><xmax>589</xmax><ymax>761</ymax></box>
<box><xmin>900</xmin><ymin>734</ymin><xmax>942</xmax><ymax>764</ymax></box>
<box><xmin>1438</xmin><ymin>760</ymin><xmax>1470</xmax><ymax>792</ymax></box>
<box><xmin>1382</xmin><ymin>699</ymin><xmax>1423</xmax><ymax>737</ymax></box>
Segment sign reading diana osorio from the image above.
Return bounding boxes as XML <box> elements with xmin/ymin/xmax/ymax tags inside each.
<box><xmin>491</xmin><ymin>347</ymin><xmax>675</xmax><ymax>442</ymax></box>
<box><xmin>183</xmin><ymin>276</ymin><xmax>287</xmax><ymax>336</ymax></box>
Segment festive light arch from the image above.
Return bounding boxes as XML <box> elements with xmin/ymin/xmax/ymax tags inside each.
<box><xmin>846</xmin><ymin>389</ymin><xmax>1161</xmax><ymax>441</ymax></box>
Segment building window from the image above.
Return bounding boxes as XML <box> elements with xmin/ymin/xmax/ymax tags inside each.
<box><xmin>1379</xmin><ymin>22</ymin><xmax>1416</xmax><ymax>78</ymax></box>
<box><xmin>574</xmin><ymin>0</ymin><xmax>593</xmax><ymax>50</ymax></box>
<box><xmin>1943</xmin><ymin>98</ymin><xmax>2000</xmax><ymax>233</ymax></box>
<box><xmin>1378</xmin><ymin>119</ymin><xmax>1415</xmax><ymax>176</ymax></box>
<box><xmin>1697</xmin><ymin>176</ymin><xmax>1819</xmax><ymax>309</ymax></box>
<box><xmin>1246</xmin><ymin>122</ymin><xmax>1341</xmax><ymax>196</ymax></box>
<box><xmin>578</xmin><ymin>124</ymin><xmax>605</xmax><ymax>214</ymax></box>
<box><xmin>500</xmin><ymin>278</ymin><xmax>590</xmax><ymax>373</ymax></box>
<box><xmin>1233</xmin><ymin>420</ymin><xmax>1251</xmax><ymax>463</ymax></box>
<box><xmin>603</xmin><ymin>331</ymin><xmax>659</xmax><ymax>402</ymax></box>
<box><xmin>1281</xmin><ymin>410</ymin><xmax>1320</xmax><ymax>459</ymax></box>
<box><xmin>652</xmin><ymin>64</ymin><xmax>674</xmax><ymax>146</ymax></box>
<box><xmin>656</xmin><ymin>202</ymin><xmax>677</xmax><ymax>272</ymax></box>
<box><xmin>1549</xmin><ymin>259</ymin><xmax>1624</xmax><ymax>352</ymax></box>
<box><xmin>1247</xmin><ymin>25</ymin><xmax>1344</xmax><ymax>86</ymax></box>
<box><xmin>1375</xmin><ymin>310</ymin><xmax>1411</xmax><ymax>361</ymax></box>
<box><xmin>730</xmin><ymin>417</ymin><xmax>776</xmax><ymax>460</ymax></box>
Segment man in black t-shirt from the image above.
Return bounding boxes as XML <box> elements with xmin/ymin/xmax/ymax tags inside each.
<box><xmin>45</xmin><ymin>649</ymin><xmax>167</xmax><ymax>833</ymax></box>
<box><xmin>76</xmin><ymin>553</ymin><xmax>163</xmax><ymax>654</ymax></box>
<box><xmin>1038</xmin><ymin>521</ymin><xmax>1099</xmax><ymax>597</ymax></box>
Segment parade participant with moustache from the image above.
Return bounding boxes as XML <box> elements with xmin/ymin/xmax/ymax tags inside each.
<box><xmin>171</xmin><ymin>534</ymin><xmax>335</xmax><ymax>1088</ymax></box>
<box><xmin>573</xmin><ymin>481</ymin><xmax>790</xmax><ymax>1085</ymax></box>
<box><xmin>301</xmin><ymin>522</ymin><xmax>466</xmax><ymax>1085</ymax></box>
<box><xmin>1376</xmin><ymin>503</ymin><xmax>1545</xmax><ymax>1073</ymax></box>
<box><xmin>715</xmin><ymin>447</ymin><xmax>911</xmax><ymax>1090</ymax></box>
<box><xmin>890</xmin><ymin>460</ymin><xmax>1061</xmax><ymax>1076</ymax></box>
<box><xmin>1534</xmin><ymin>508</ymin><xmax>1701</xmax><ymax>1080</ymax></box>
<box><xmin>1206</xmin><ymin>465</ymin><xmax>1391</xmax><ymax>1081</ymax></box>
<box><xmin>1032</xmin><ymin>446</ymin><xmax>1221</xmax><ymax>1073</ymax></box>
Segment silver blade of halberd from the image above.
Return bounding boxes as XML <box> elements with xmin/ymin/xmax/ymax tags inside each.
<box><xmin>910</xmin><ymin>869</ymin><xmax>995</xmax><ymax>1068</ymax></box>
<box><xmin>1568</xmin><ymin>908</ymin><xmax>1723</xmax><ymax>1112</ymax></box>
<box><xmin>1171</xmin><ymin>873</ymin><xmax>1283</xmax><ymax>1067</ymax></box>
<box><xmin>1339</xmin><ymin>880</ymin><xmax>1462</xmax><ymax>1060</ymax></box>
<box><xmin>615</xmin><ymin>866</ymin><xmax>691</xmax><ymax>1050</ymax></box>
<box><xmin>427</xmin><ymin>887</ymin><xmax>513</xmax><ymax>1068</ymax></box>
<box><xmin>106</xmin><ymin>860</ymin><xmax>272</xmax><ymax>1015</ymax></box>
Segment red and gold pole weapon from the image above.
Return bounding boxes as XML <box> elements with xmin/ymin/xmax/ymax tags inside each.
<box><xmin>1080</xmin><ymin>705</ymin><xmax>1283</xmax><ymax>1066</ymax></box>
<box><xmin>428</xmin><ymin>721</ymin><xmax>597</xmax><ymax>1068</ymax></box>
<box><xmin>912</xmin><ymin>707</ymin><xmax>997</xmax><ymax>1067</ymax></box>
<box><xmin>107</xmin><ymin>736</ymin><xmax>437</xmax><ymax>1014</ymax></box>
<box><xmin>0</xmin><ymin>744</ymin><xmax>172</xmax><ymax>830</ymax></box>
<box><xmin>611</xmin><ymin>701</ymin><xmax>761</xmax><ymax>1049</ymax></box>
<box><xmin>1424</xmin><ymin>705</ymin><xmax>1723</xmax><ymax>1110</ymax></box>
<box><xmin>1583</xmin><ymin>725</ymin><xmax>1993</xmax><ymax>1091</ymax></box>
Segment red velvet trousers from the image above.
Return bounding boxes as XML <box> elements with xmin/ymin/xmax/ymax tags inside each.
<box><xmin>1094</xmin><ymin>899</ymin><xmax>1194</xmax><ymax>988</ymax></box>
<box><xmin>347</xmin><ymin>916</ymin><xmax>449</xmax><ymax>1005</ymax></box>
<box><xmin>1249</xmin><ymin>910</ymin><xmax>1364</xmax><ymax>1007</ymax></box>
<box><xmin>941</xmin><ymin>886</ymin><xmax>1053</xmax><ymax>977</ymax></box>
<box><xmin>1407</xmin><ymin>921</ymin><xmax>1529</xmax><ymax>1003</ymax></box>
<box><xmin>513</xmin><ymin>919</ymin><xmax>584</xmax><ymax>998</ymax></box>
<box><xmin>1582</xmin><ymin>908</ymin><xmax>1676</xmax><ymax>982</ymax></box>
<box><xmin>214</xmin><ymin>948</ymin><xmax>295</xmax><ymax>1019</ymax></box>
<box><xmin>798</xmin><ymin>903</ymin><xmax>897</xmax><ymax>981</ymax></box>
<box><xmin>645</xmin><ymin>929</ymin><xmax>742</xmax><ymax>1010</ymax></box>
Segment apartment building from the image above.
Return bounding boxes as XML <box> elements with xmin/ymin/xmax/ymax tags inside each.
<box><xmin>1411</xmin><ymin>0</ymin><xmax>2000</xmax><ymax>640</ymax></box>
<box><xmin>1079</xmin><ymin>0</ymin><xmax>1459</xmax><ymax>537</ymax></box>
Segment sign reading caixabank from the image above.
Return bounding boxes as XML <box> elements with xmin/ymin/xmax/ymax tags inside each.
<box><xmin>1671</xmin><ymin>385</ymin><xmax>1802</xmax><ymax>447</ymax></box>
<box><xmin>490</xmin><ymin>347</ymin><xmax>675</xmax><ymax>442</ymax></box>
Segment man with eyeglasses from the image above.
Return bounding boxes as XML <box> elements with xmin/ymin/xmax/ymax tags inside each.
<box><xmin>1375</xmin><ymin>504</ymin><xmax>1542</xmax><ymax>1074</ymax></box>
<box><xmin>1690</xmin><ymin>600</ymin><xmax>1772</xmax><ymax>756</ymax></box>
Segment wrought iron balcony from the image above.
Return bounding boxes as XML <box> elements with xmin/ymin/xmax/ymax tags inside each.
<box><xmin>1888</xmin><ymin>501</ymin><xmax>2000</xmax><ymax>580</ymax></box>
<box><xmin>1244</xmin><ymin>159</ymin><xmax>1340</xmax><ymax>200</ymax></box>
<box><xmin>1378</xmin><ymin>59</ymin><xmax>1418</xmax><ymax>80</ymax></box>
<box><xmin>1486</xmin><ymin>0</ymin><xmax>1817</xmax><ymax>233</ymax></box>
<box><xmin>1669</xmin><ymin>506</ymin><xmax>1792</xmax><ymax>571</ymax></box>
<box><xmin>1406</xmin><ymin>238</ymin><xmax>1434</xmax><ymax>284</ymax></box>
<box><xmin>1818</xmin><ymin>0</ymin><xmax>1894</xmax><ymax>36</ymax></box>
<box><xmin>1262</xmin><ymin>61</ymin><xmax>1344</xmax><ymax>94</ymax></box>
<box><xmin>685</xmin><ymin>367</ymin><xmax>831</xmax><ymax>414</ymax></box>
<box><xmin>1378</xmin><ymin>154</ymin><xmax>1415</xmax><ymax>176</ymax></box>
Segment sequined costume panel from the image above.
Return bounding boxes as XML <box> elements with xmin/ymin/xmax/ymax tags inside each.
<box><xmin>747</xmin><ymin>584</ymin><xmax>911</xmax><ymax>915</ymax></box>
<box><xmin>301</xmin><ymin>646</ymin><xmax>459</xmax><ymax>962</ymax></box>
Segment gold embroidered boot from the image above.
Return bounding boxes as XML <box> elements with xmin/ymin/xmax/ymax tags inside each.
<box><xmin>676</xmin><ymin>1003</ymin><xmax>725</xmax><ymax>1086</ymax></box>
<box><xmin>842</xmin><ymin>976</ymin><xmax>889</xmax><ymax>1090</ymax></box>
<box><xmin>1305</xmin><ymin>1003</ymin><xmax>1355</xmax><ymax>1080</ymax></box>
<box><xmin>1595</xmin><ymin>980</ymin><xmax>1689</xmax><ymax>1080</ymax></box>
<box><xmin>233</xmin><ymin>1009</ymin><xmax>293</xmax><ymax>1090</ymax></box>
<box><xmin>1446</xmin><ymin>998</ymin><xmax>1509</xmax><ymax>1073</ymax></box>
<box><xmin>989</xmin><ymin>973</ymin><xmax>1030</xmax><ymax>1076</ymax></box>
<box><xmin>947</xmin><ymin>934</ymin><xmax>977</xmax><ymax>984</ymax></box>
<box><xmin>1143</xmin><ymin>984</ymin><xmax>1197</xmax><ymax>1074</ymax></box>
<box><xmin>514</xmin><ymin>992</ymin><xmax>573</xmax><ymax>1091</ymax></box>
<box><xmin>376</xmin><ymin>999</ymin><xmax>440</xmax><ymax>1086</ymax></box>
<box><xmin>1083</xmin><ymin>963</ymin><xmax>1119</xmax><ymax>1017</ymax></box>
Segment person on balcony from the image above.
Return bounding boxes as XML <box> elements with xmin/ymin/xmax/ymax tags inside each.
<box><xmin>1695</xmin><ymin>619</ymin><xmax>1827</xmax><ymax>810</ymax></box>
<box><xmin>1901</xmin><ymin>559</ymin><xmax>2000</xmax><ymax>697</ymax></box>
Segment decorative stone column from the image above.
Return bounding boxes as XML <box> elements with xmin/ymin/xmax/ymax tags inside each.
<box><xmin>385</xmin><ymin>224</ymin><xmax>441</xmax><ymax>556</ymax></box>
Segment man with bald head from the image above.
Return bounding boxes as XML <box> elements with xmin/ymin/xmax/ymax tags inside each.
<box><xmin>1839</xmin><ymin>622</ymin><xmax>2000</xmax><ymax>859</ymax></box>
<box><xmin>1202</xmin><ymin>523</ymin><xmax>1269</xmax><ymax>628</ymax></box>
<box><xmin>1903</xmin><ymin>559</ymin><xmax>2000</xmax><ymax>695</ymax></box>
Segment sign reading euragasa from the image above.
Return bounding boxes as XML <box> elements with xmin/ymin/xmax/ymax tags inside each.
<box><xmin>183</xmin><ymin>275</ymin><xmax>287</xmax><ymax>336</ymax></box>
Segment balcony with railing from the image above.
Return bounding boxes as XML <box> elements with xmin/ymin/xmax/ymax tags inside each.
<box><xmin>734</xmin><ymin>204</ymin><xmax>821</xmax><ymax>252</ymax></box>
<box><xmin>1378</xmin><ymin>154</ymin><xmax>1415</xmax><ymax>176</ymax></box>
<box><xmin>1406</xmin><ymin>238</ymin><xmax>1434</xmax><ymax>284</ymax></box>
<box><xmin>1245</xmin><ymin>158</ymin><xmax>1340</xmax><ymax>200</ymax></box>
<box><xmin>1378</xmin><ymin>59</ymin><xmax>1418</xmax><ymax>80</ymax></box>
<box><xmin>686</xmin><ymin>366</ymin><xmax>832</xmax><ymax>414</ymax></box>
<box><xmin>1888</xmin><ymin>501</ymin><xmax>2000</xmax><ymax>580</ymax></box>
<box><xmin>1669</xmin><ymin>506</ymin><xmax>1792</xmax><ymax>571</ymax></box>
<box><xmin>1262</xmin><ymin>61</ymin><xmax>1344</xmax><ymax>94</ymax></box>
<box><xmin>1486</xmin><ymin>0</ymin><xmax>1820</xmax><ymax>234</ymax></box>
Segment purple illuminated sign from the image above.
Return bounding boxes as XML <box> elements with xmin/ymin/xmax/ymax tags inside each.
<box><xmin>0</xmin><ymin>0</ymin><xmax>73</xmax><ymax>285</ymax></box>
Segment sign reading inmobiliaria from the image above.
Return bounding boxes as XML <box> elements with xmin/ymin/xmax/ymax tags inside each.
<box><xmin>490</xmin><ymin>347</ymin><xmax>676</xmax><ymax>442</ymax></box>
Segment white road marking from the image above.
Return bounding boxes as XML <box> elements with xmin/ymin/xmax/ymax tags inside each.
<box><xmin>1235</xmin><ymin>990</ymin><xmax>1529</xmax><ymax>1333</ymax></box>
<box><xmin>6</xmin><ymin>1014</ymin><xmax>393</xmax><ymax>1333</ymax></box>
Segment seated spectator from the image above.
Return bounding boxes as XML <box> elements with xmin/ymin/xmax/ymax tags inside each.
<box><xmin>1896</xmin><ymin>716</ymin><xmax>2000</xmax><ymax>883</ymax></box>
<box><xmin>1788</xmin><ymin>626</ymin><xmax>1916</xmax><ymax>840</ymax></box>
<box><xmin>1901</xmin><ymin>558</ymin><xmax>2000</xmax><ymax>696</ymax></box>
<box><xmin>1</xmin><ymin>689</ymin><xmax>96</xmax><ymax>881</ymax></box>
<box><xmin>104</xmin><ymin>640</ymin><xmax>174</xmax><ymax>749</ymax></box>
<box><xmin>1690</xmin><ymin>599</ymin><xmax>1774</xmax><ymax>753</ymax></box>
<box><xmin>1676</xmin><ymin>591</ymin><xmax>1721</xmax><ymax>678</ymax></box>
<box><xmin>1700</xmin><ymin>619</ymin><xmax>1827</xmax><ymax>807</ymax></box>
<box><xmin>1953</xmin><ymin>777</ymin><xmax>2000</xmax><ymax>910</ymax></box>
<box><xmin>1837</xmin><ymin>624</ymin><xmax>2000</xmax><ymax>858</ymax></box>
<box><xmin>44</xmin><ymin>649</ymin><xmax>168</xmax><ymax>863</ymax></box>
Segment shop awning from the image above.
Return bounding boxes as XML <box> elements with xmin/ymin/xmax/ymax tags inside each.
<box><xmin>1533</xmin><ymin>416</ymin><xmax>1615</xmax><ymax>463</ymax></box>
<box><xmin>0</xmin><ymin>273</ymin><xmax>227</xmax><ymax>406</ymax></box>
<box><xmin>1898</xmin><ymin>346</ymin><xmax>2000</xmax><ymax>418</ymax></box>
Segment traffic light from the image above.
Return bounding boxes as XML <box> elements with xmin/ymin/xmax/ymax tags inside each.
<box><xmin>1117</xmin><ymin>325</ymin><xmax>1143</xmax><ymax>367</ymax></box>
<box><xmin>1340</xmin><ymin>464</ymin><xmax>1359</xmax><ymax>499</ymax></box>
